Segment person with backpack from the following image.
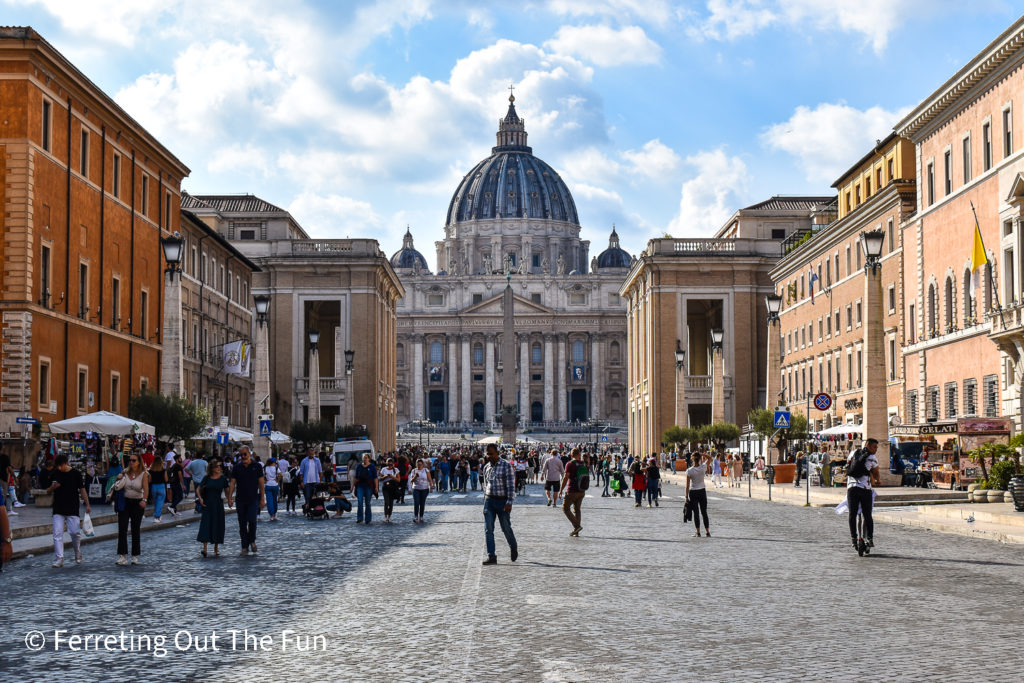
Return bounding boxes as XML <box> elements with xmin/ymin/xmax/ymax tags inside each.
<box><xmin>645</xmin><ymin>457</ymin><xmax>661</xmax><ymax>507</ymax></box>
<box><xmin>846</xmin><ymin>438</ymin><xmax>882</xmax><ymax>549</ymax></box>
<box><xmin>558</xmin><ymin>447</ymin><xmax>589</xmax><ymax>537</ymax></box>
<box><xmin>629</xmin><ymin>457</ymin><xmax>646</xmax><ymax>507</ymax></box>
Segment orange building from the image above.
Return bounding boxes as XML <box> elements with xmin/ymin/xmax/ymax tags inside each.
<box><xmin>0</xmin><ymin>27</ymin><xmax>188</xmax><ymax>454</ymax></box>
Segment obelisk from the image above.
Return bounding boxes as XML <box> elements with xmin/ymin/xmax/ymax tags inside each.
<box><xmin>500</xmin><ymin>267</ymin><xmax>518</xmax><ymax>443</ymax></box>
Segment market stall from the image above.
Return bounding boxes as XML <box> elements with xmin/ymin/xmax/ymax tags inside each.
<box><xmin>891</xmin><ymin>419</ymin><xmax>1012</xmax><ymax>490</ymax></box>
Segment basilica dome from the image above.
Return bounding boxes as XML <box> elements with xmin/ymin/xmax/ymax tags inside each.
<box><xmin>390</xmin><ymin>227</ymin><xmax>429</xmax><ymax>272</ymax></box>
<box><xmin>445</xmin><ymin>95</ymin><xmax>579</xmax><ymax>227</ymax></box>
<box><xmin>596</xmin><ymin>227</ymin><xmax>631</xmax><ymax>269</ymax></box>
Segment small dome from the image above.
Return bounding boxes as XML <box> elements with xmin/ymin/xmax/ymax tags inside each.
<box><xmin>389</xmin><ymin>227</ymin><xmax>429</xmax><ymax>272</ymax></box>
<box><xmin>596</xmin><ymin>227</ymin><xmax>631</xmax><ymax>268</ymax></box>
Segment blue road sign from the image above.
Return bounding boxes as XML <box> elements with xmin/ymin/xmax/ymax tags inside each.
<box><xmin>601</xmin><ymin>435</ymin><xmax>609</xmax><ymax>442</ymax></box>
<box><xmin>259</xmin><ymin>419</ymin><xmax>271</xmax><ymax>437</ymax></box>
<box><xmin>813</xmin><ymin>393</ymin><xmax>833</xmax><ymax>411</ymax></box>
<box><xmin>216</xmin><ymin>431</ymin><xmax>229</xmax><ymax>446</ymax></box>
<box><xmin>15</xmin><ymin>417</ymin><xmax>39</xmax><ymax>424</ymax></box>
<box><xmin>773</xmin><ymin>410</ymin><xmax>791</xmax><ymax>429</ymax></box>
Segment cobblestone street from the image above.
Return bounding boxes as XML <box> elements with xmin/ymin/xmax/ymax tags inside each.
<box><xmin>3</xmin><ymin>483</ymin><xmax>1023</xmax><ymax>682</ymax></box>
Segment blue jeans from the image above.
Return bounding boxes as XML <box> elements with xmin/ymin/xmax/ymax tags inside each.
<box><xmin>303</xmin><ymin>483</ymin><xmax>316</xmax><ymax>507</ymax></box>
<box><xmin>266</xmin><ymin>486</ymin><xmax>279</xmax><ymax>517</ymax></box>
<box><xmin>440</xmin><ymin>472</ymin><xmax>449</xmax><ymax>491</ymax></box>
<box><xmin>633</xmin><ymin>489</ymin><xmax>643</xmax><ymax>505</ymax></box>
<box><xmin>152</xmin><ymin>485</ymin><xmax>167</xmax><ymax>518</ymax></box>
<box><xmin>236</xmin><ymin>500</ymin><xmax>259</xmax><ymax>549</ymax></box>
<box><xmin>413</xmin><ymin>488</ymin><xmax>428</xmax><ymax>519</ymax></box>
<box><xmin>647</xmin><ymin>485</ymin><xmax>659</xmax><ymax>503</ymax></box>
<box><xmin>356</xmin><ymin>484</ymin><xmax>373</xmax><ymax>522</ymax></box>
<box><xmin>483</xmin><ymin>496</ymin><xmax>517</xmax><ymax>558</ymax></box>
<box><xmin>470</xmin><ymin>471</ymin><xmax>479</xmax><ymax>490</ymax></box>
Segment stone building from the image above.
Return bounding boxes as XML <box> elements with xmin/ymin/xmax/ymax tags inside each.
<box><xmin>183</xmin><ymin>194</ymin><xmax>404</xmax><ymax>453</ymax></box>
<box><xmin>621</xmin><ymin>197</ymin><xmax>828</xmax><ymax>457</ymax></box>
<box><xmin>391</xmin><ymin>96</ymin><xmax>630</xmax><ymax>428</ymax></box>
<box><xmin>0</xmin><ymin>28</ymin><xmax>188</xmax><ymax>454</ymax></box>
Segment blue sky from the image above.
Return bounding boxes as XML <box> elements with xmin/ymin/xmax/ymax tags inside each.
<box><xmin>4</xmin><ymin>1</ymin><xmax>1021</xmax><ymax>268</ymax></box>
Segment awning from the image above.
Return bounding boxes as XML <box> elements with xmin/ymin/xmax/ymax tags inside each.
<box><xmin>194</xmin><ymin>426</ymin><xmax>254</xmax><ymax>443</ymax></box>
<box><xmin>49</xmin><ymin>411</ymin><xmax>155</xmax><ymax>436</ymax></box>
<box><xmin>815</xmin><ymin>423</ymin><xmax>863</xmax><ymax>437</ymax></box>
<box><xmin>269</xmin><ymin>430</ymin><xmax>292</xmax><ymax>444</ymax></box>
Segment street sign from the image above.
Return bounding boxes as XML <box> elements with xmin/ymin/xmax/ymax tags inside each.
<box><xmin>601</xmin><ymin>435</ymin><xmax>609</xmax><ymax>442</ymax></box>
<box><xmin>219</xmin><ymin>416</ymin><xmax>229</xmax><ymax>428</ymax></box>
<box><xmin>216</xmin><ymin>431</ymin><xmax>229</xmax><ymax>446</ymax></box>
<box><xmin>259</xmin><ymin>419</ymin><xmax>271</xmax><ymax>438</ymax></box>
<box><xmin>813</xmin><ymin>393</ymin><xmax>832</xmax><ymax>411</ymax></box>
<box><xmin>15</xmin><ymin>416</ymin><xmax>39</xmax><ymax>424</ymax></box>
<box><xmin>773</xmin><ymin>410</ymin><xmax>791</xmax><ymax>429</ymax></box>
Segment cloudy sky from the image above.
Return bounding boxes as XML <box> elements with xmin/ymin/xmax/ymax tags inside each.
<box><xmin>5</xmin><ymin>1</ymin><xmax>1021</xmax><ymax>268</ymax></box>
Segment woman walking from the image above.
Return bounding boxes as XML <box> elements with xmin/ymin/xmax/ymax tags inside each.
<box><xmin>379</xmin><ymin>457</ymin><xmax>400</xmax><ymax>523</ymax></box>
<box><xmin>196</xmin><ymin>459</ymin><xmax>228</xmax><ymax>557</ymax></box>
<box><xmin>264</xmin><ymin>457</ymin><xmax>280</xmax><ymax>521</ymax></box>
<box><xmin>148</xmin><ymin>456</ymin><xmax>169</xmax><ymax>523</ymax></box>
<box><xmin>645</xmin><ymin>457</ymin><xmax>661</xmax><ymax>507</ymax></box>
<box><xmin>686</xmin><ymin>453</ymin><xmax>711</xmax><ymax>537</ymax></box>
<box><xmin>283</xmin><ymin>457</ymin><xmax>300</xmax><ymax>515</ymax></box>
<box><xmin>629</xmin><ymin>458</ymin><xmax>646</xmax><ymax>508</ymax></box>
<box><xmin>112</xmin><ymin>454</ymin><xmax>149</xmax><ymax>565</ymax></box>
<box><xmin>408</xmin><ymin>458</ymin><xmax>434</xmax><ymax>522</ymax></box>
<box><xmin>711</xmin><ymin>453</ymin><xmax>723</xmax><ymax>488</ymax></box>
<box><xmin>353</xmin><ymin>453</ymin><xmax>378</xmax><ymax>524</ymax></box>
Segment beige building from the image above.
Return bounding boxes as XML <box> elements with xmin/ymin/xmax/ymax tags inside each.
<box><xmin>183</xmin><ymin>194</ymin><xmax>404</xmax><ymax>453</ymax></box>
<box><xmin>621</xmin><ymin>197</ymin><xmax>828</xmax><ymax>457</ymax></box>
<box><xmin>178</xmin><ymin>210</ymin><xmax>258</xmax><ymax>430</ymax></box>
<box><xmin>392</xmin><ymin>96</ymin><xmax>630</xmax><ymax>428</ymax></box>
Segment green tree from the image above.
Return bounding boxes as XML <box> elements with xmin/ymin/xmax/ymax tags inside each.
<box><xmin>703</xmin><ymin>422</ymin><xmax>741</xmax><ymax>450</ymax></box>
<box><xmin>969</xmin><ymin>441</ymin><xmax>1016</xmax><ymax>483</ymax></box>
<box><xmin>662</xmin><ymin>425</ymin><xmax>699</xmax><ymax>453</ymax></box>
<box><xmin>128</xmin><ymin>390</ymin><xmax>209</xmax><ymax>445</ymax></box>
<box><xmin>289</xmin><ymin>419</ymin><xmax>334</xmax><ymax>447</ymax></box>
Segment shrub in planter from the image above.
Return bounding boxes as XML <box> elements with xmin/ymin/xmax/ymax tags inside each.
<box><xmin>987</xmin><ymin>459</ymin><xmax>1020</xmax><ymax>493</ymax></box>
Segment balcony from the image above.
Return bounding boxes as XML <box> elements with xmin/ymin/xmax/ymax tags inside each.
<box><xmin>686</xmin><ymin>375</ymin><xmax>712</xmax><ymax>389</ymax></box>
<box><xmin>295</xmin><ymin>377</ymin><xmax>347</xmax><ymax>394</ymax></box>
<box><xmin>988</xmin><ymin>301</ymin><xmax>1024</xmax><ymax>339</ymax></box>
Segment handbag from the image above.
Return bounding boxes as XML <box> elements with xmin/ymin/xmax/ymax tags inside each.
<box><xmin>88</xmin><ymin>476</ymin><xmax>102</xmax><ymax>499</ymax></box>
<box><xmin>683</xmin><ymin>497</ymin><xmax>693</xmax><ymax>523</ymax></box>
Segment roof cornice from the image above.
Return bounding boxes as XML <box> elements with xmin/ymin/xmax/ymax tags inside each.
<box><xmin>895</xmin><ymin>16</ymin><xmax>1024</xmax><ymax>140</ymax></box>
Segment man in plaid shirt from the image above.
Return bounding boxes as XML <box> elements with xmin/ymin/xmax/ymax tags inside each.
<box><xmin>481</xmin><ymin>443</ymin><xmax>518</xmax><ymax>565</ymax></box>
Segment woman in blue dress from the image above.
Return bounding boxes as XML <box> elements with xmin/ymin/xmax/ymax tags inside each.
<box><xmin>196</xmin><ymin>460</ymin><xmax>228</xmax><ymax>557</ymax></box>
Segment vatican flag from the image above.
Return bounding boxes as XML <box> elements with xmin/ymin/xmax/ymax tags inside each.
<box><xmin>970</xmin><ymin>220</ymin><xmax>988</xmax><ymax>291</ymax></box>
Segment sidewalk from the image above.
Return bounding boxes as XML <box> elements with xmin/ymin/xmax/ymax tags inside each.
<box><xmin>7</xmin><ymin>497</ymin><xmax>201</xmax><ymax>560</ymax></box>
<box><xmin>662</xmin><ymin>471</ymin><xmax>1024</xmax><ymax>545</ymax></box>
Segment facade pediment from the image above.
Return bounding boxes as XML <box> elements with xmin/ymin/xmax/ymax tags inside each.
<box><xmin>1006</xmin><ymin>172</ymin><xmax>1024</xmax><ymax>205</ymax></box>
<box><xmin>459</xmin><ymin>292</ymin><xmax>554</xmax><ymax>316</ymax></box>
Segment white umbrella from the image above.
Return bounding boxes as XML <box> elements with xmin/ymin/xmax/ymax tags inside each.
<box><xmin>477</xmin><ymin>435</ymin><xmax>500</xmax><ymax>444</ymax></box>
<box><xmin>269</xmin><ymin>430</ymin><xmax>292</xmax><ymax>444</ymax></box>
<box><xmin>194</xmin><ymin>426</ymin><xmax>254</xmax><ymax>443</ymax></box>
<box><xmin>49</xmin><ymin>410</ymin><xmax>155</xmax><ymax>436</ymax></box>
<box><xmin>815</xmin><ymin>423</ymin><xmax>863</xmax><ymax>437</ymax></box>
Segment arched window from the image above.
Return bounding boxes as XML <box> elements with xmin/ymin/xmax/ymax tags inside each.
<box><xmin>962</xmin><ymin>269</ymin><xmax>974</xmax><ymax>324</ymax></box>
<box><xmin>927</xmin><ymin>283</ymin><xmax>937</xmax><ymax>336</ymax></box>
<box><xmin>531</xmin><ymin>342</ymin><xmax>542</xmax><ymax>365</ymax></box>
<box><xmin>572</xmin><ymin>340</ymin><xmax>585</xmax><ymax>363</ymax></box>
<box><xmin>944</xmin><ymin>276</ymin><xmax>955</xmax><ymax>330</ymax></box>
<box><xmin>430</xmin><ymin>341</ymin><xmax>443</xmax><ymax>363</ymax></box>
<box><xmin>610</xmin><ymin>340</ymin><xmax>621</xmax><ymax>363</ymax></box>
<box><xmin>473</xmin><ymin>343</ymin><xmax>483</xmax><ymax>366</ymax></box>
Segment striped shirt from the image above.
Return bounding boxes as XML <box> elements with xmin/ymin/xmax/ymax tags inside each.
<box><xmin>483</xmin><ymin>458</ymin><xmax>516</xmax><ymax>504</ymax></box>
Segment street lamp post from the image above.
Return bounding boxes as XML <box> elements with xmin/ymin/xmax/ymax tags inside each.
<box><xmin>344</xmin><ymin>349</ymin><xmax>355</xmax><ymax>428</ymax></box>
<box><xmin>710</xmin><ymin>328</ymin><xmax>725</xmax><ymax>424</ymax></box>
<box><xmin>860</xmin><ymin>228</ymin><xmax>892</xmax><ymax>476</ymax></box>
<box><xmin>674</xmin><ymin>339</ymin><xmax>687</xmax><ymax>429</ymax></box>
<box><xmin>764</xmin><ymin>292</ymin><xmax>783</xmax><ymax>464</ymax></box>
<box><xmin>159</xmin><ymin>232</ymin><xmax>184</xmax><ymax>398</ymax></box>
<box><xmin>308</xmin><ymin>329</ymin><xmax>321</xmax><ymax>423</ymax></box>
<box><xmin>253</xmin><ymin>294</ymin><xmax>271</xmax><ymax>462</ymax></box>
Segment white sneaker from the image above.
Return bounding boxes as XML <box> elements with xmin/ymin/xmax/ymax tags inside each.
<box><xmin>116</xmin><ymin>555</ymin><xmax>128</xmax><ymax>566</ymax></box>
<box><xmin>75</xmin><ymin>550</ymin><xmax>82</xmax><ymax>564</ymax></box>
<box><xmin>130</xmin><ymin>556</ymin><xmax>139</xmax><ymax>565</ymax></box>
<box><xmin>153</xmin><ymin>517</ymin><xmax>162</xmax><ymax>524</ymax></box>
<box><xmin>52</xmin><ymin>558</ymin><xmax>63</xmax><ymax>568</ymax></box>
<box><xmin>13</xmin><ymin>501</ymin><xmax>25</xmax><ymax>507</ymax></box>
<box><xmin>7</xmin><ymin>511</ymin><xmax>16</xmax><ymax>516</ymax></box>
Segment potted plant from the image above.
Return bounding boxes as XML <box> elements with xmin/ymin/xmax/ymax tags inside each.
<box><xmin>986</xmin><ymin>459</ymin><xmax>1019</xmax><ymax>503</ymax></box>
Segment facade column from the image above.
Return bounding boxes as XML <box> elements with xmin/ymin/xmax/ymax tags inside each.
<box><xmin>160</xmin><ymin>269</ymin><xmax>184</xmax><ymax>397</ymax></box>
<box><xmin>485</xmin><ymin>334</ymin><xmax>496</xmax><ymax>424</ymax></box>
<box><xmin>253</xmin><ymin>314</ymin><xmax>271</xmax><ymax>462</ymax></box>
<box><xmin>460</xmin><ymin>334</ymin><xmax>471</xmax><ymax>422</ymax></box>
<box><xmin>711</xmin><ymin>345</ymin><xmax>724</xmax><ymax>424</ymax></box>
<box><xmin>543</xmin><ymin>333</ymin><xmax>554</xmax><ymax>421</ymax></box>
<box><xmin>864</xmin><ymin>259</ymin><xmax>892</xmax><ymax>473</ymax></box>
<box><xmin>309</xmin><ymin>344</ymin><xmax>321</xmax><ymax>423</ymax></box>
<box><xmin>447</xmin><ymin>335</ymin><xmax>457</xmax><ymax>423</ymax></box>
<box><xmin>412</xmin><ymin>334</ymin><xmax>424</xmax><ymax>421</ymax></box>
<box><xmin>557</xmin><ymin>335</ymin><xmax>567</xmax><ymax>421</ymax></box>
<box><xmin>591</xmin><ymin>333</ymin><xmax>602</xmax><ymax>420</ymax></box>
<box><xmin>519</xmin><ymin>336</ymin><xmax>530</xmax><ymax>418</ymax></box>
<box><xmin>766</xmin><ymin>317</ymin><xmax>782</xmax><ymax>410</ymax></box>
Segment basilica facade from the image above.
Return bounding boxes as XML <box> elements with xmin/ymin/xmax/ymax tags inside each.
<box><xmin>393</xmin><ymin>96</ymin><xmax>630</xmax><ymax>428</ymax></box>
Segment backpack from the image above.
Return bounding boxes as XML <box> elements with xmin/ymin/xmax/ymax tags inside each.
<box><xmin>573</xmin><ymin>461</ymin><xmax>590</xmax><ymax>491</ymax></box>
<box><xmin>847</xmin><ymin>450</ymin><xmax>870</xmax><ymax>480</ymax></box>
<box><xmin>282</xmin><ymin>468</ymin><xmax>293</xmax><ymax>484</ymax></box>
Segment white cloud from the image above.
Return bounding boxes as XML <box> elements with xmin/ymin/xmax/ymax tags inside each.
<box><xmin>7</xmin><ymin>0</ymin><xmax>176</xmax><ymax>46</ymax></box>
<box><xmin>207</xmin><ymin>143</ymin><xmax>272</xmax><ymax>177</ymax></box>
<box><xmin>668</xmin><ymin>149</ymin><xmax>750</xmax><ymax>237</ymax></box>
<box><xmin>287</xmin><ymin>191</ymin><xmax>382</xmax><ymax>240</ymax></box>
<box><xmin>761</xmin><ymin>102</ymin><xmax>910</xmax><ymax>184</ymax></box>
<box><xmin>622</xmin><ymin>139</ymin><xmax>680</xmax><ymax>178</ymax></box>
<box><xmin>545</xmin><ymin>24</ymin><xmax>663</xmax><ymax>67</ymax></box>
<box><xmin>543</xmin><ymin>0</ymin><xmax>677</xmax><ymax>27</ymax></box>
<box><xmin>698</xmin><ymin>0</ymin><xmax>776</xmax><ymax>41</ymax></box>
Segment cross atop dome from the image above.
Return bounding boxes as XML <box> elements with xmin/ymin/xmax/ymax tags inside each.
<box><xmin>495</xmin><ymin>90</ymin><xmax>530</xmax><ymax>153</ymax></box>
<box><xmin>609</xmin><ymin>224</ymin><xmax>620</xmax><ymax>249</ymax></box>
<box><xmin>402</xmin><ymin>225</ymin><xmax>415</xmax><ymax>249</ymax></box>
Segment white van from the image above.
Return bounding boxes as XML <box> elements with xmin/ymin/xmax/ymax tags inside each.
<box><xmin>330</xmin><ymin>439</ymin><xmax>376</xmax><ymax>491</ymax></box>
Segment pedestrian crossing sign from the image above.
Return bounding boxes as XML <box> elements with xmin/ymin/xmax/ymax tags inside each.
<box><xmin>259</xmin><ymin>419</ymin><xmax>271</xmax><ymax>437</ymax></box>
<box><xmin>773</xmin><ymin>410</ymin><xmax>791</xmax><ymax>429</ymax></box>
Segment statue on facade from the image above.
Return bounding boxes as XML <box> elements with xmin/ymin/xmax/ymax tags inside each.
<box><xmin>556</xmin><ymin>253</ymin><xmax>566</xmax><ymax>275</ymax></box>
<box><xmin>412</xmin><ymin>259</ymin><xmax>422</xmax><ymax>276</ymax></box>
<box><xmin>518</xmin><ymin>258</ymin><xmax>527</xmax><ymax>275</ymax></box>
<box><xmin>463</xmin><ymin>255</ymin><xmax>471</xmax><ymax>277</ymax></box>
<box><xmin>502</xmin><ymin>252</ymin><xmax>511</xmax><ymax>275</ymax></box>
<box><xmin>450</xmin><ymin>256</ymin><xmax>461</xmax><ymax>276</ymax></box>
<box><xmin>541</xmin><ymin>256</ymin><xmax>550</xmax><ymax>275</ymax></box>
<box><xmin>590</xmin><ymin>256</ymin><xmax>598</xmax><ymax>273</ymax></box>
<box><xmin>483</xmin><ymin>254</ymin><xmax>493</xmax><ymax>274</ymax></box>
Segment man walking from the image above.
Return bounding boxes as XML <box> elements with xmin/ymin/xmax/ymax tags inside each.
<box><xmin>227</xmin><ymin>447</ymin><xmax>266</xmax><ymax>556</ymax></box>
<box><xmin>558</xmin><ymin>448</ymin><xmax>588</xmax><ymax>537</ymax></box>
<box><xmin>48</xmin><ymin>453</ymin><xmax>90</xmax><ymax>567</ymax></box>
<box><xmin>541</xmin><ymin>449</ymin><xmax>565</xmax><ymax>507</ymax></box>
<box><xmin>298</xmin><ymin>448</ymin><xmax>322</xmax><ymax>507</ymax></box>
<box><xmin>481</xmin><ymin>444</ymin><xmax>518</xmax><ymax>565</ymax></box>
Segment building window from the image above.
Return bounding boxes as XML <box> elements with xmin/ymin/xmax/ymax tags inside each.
<box><xmin>80</xmin><ymin>128</ymin><xmax>89</xmax><ymax>177</ymax></box>
<box><xmin>964</xmin><ymin>378</ymin><xmax>978</xmax><ymax>415</ymax></box>
<box><xmin>845</xmin><ymin>246</ymin><xmax>851</xmax><ymax>276</ymax></box>
<box><xmin>611</xmin><ymin>340</ymin><xmax>621</xmax><ymax>362</ymax></box>
<box><xmin>78</xmin><ymin>262</ymin><xmax>89</xmax><ymax>318</ymax></box>
<box><xmin>887</xmin><ymin>158</ymin><xmax>894</xmax><ymax>180</ymax></box>
<box><xmin>856</xmin><ymin>301</ymin><xmax>862</xmax><ymax>326</ymax></box>
<box><xmin>887</xmin><ymin>218</ymin><xmax>895</xmax><ymax>254</ymax></box>
<box><xmin>889</xmin><ymin>338</ymin><xmax>897</xmax><ymax>381</ymax></box>
<box><xmin>847</xmin><ymin>353</ymin><xmax>853</xmax><ymax>389</ymax></box>
<box><xmin>927</xmin><ymin>284</ymin><xmax>937</xmax><ymax>336</ymax></box>
<box><xmin>845</xmin><ymin>192</ymin><xmax>851</xmax><ymax>213</ymax></box>
<box><xmin>834</xmin><ymin>310</ymin><xmax>840</xmax><ymax>335</ymax></box>
<box><xmin>983</xmin><ymin>374</ymin><xmax>999</xmax><ymax>417</ymax></box>
<box><xmin>962</xmin><ymin>136</ymin><xmax>971</xmax><ymax>183</ymax></box>
<box><xmin>531</xmin><ymin>293</ymin><xmax>542</xmax><ymax>304</ymax></box>
<box><xmin>826</xmin><ymin>314</ymin><xmax>832</xmax><ymax>336</ymax></box>
<box><xmin>427</xmin><ymin>294</ymin><xmax>444</xmax><ymax>306</ymax></box>
<box><xmin>77</xmin><ymin>366</ymin><xmax>89</xmax><ymax>413</ymax></box>
<box><xmin>110</xmin><ymin>372</ymin><xmax>121</xmax><ymax>413</ymax></box>
<box><xmin>569</xmin><ymin>293</ymin><xmax>586</xmax><ymax>305</ymax></box>
<box><xmin>876</xmin><ymin>167</ymin><xmax>882</xmax><ymax>188</ymax></box>
<box><xmin>572</xmin><ymin>340</ymin><xmax>585</xmax><ymax>363</ymax></box>
<box><xmin>111</xmin><ymin>276</ymin><xmax>121</xmax><ymax>328</ymax></box>
<box><xmin>429</xmin><ymin>341</ymin><xmax>443</xmax><ymax>363</ymax></box>
<box><xmin>112</xmin><ymin>153</ymin><xmax>121</xmax><ymax>199</ymax></box>
<box><xmin>141</xmin><ymin>174</ymin><xmax>149</xmax><ymax>216</ymax></box>
<box><xmin>472</xmin><ymin>293</ymin><xmax>483</xmax><ymax>305</ymax></box>
<box><xmin>907</xmin><ymin>390</ymin><xmax>918</xmax><ymax>423</ymax></box>
<box><xmin>608</xmin><ymin>293</ymin><xmax>620</xmax><ymax>306</ymax></box>
<box><xmin>1003</xmin><ymin>107</ymin><xmax>1013</xmax><ymax>157</ymax></box>
<box><xmin>926</xmin><ymin>162</ymin><xmax>934</xmax><ymax>205</ymax></box>
<box><xmin>865</xmin><ymin>177</ymin><xmax>871</xmax><ymax>196</ymax></box>
<box><xmin>38</xmin><ymin>358</ymin><xmax>51</xmax><ymax>409</ymax></box>
<box><xmin>40</xmin><ymin>243</ymin><xmax>52</xmax><ymax>307</ymax></box>
<box><xmin>532</xmin><ymin>253</ymin><xmax>541</xmax><ymax>269</ymax></box>
<box><xmin>983</xmin><ymin>122</ymin><xmax>992</xmax><ymax>170</ymax></box>
<box><xmin>845</xmin><ymin>305</ymin><xmax>852</xmax><ymax>330</ymax></box>
<box><xmin>925</xmin><ymin>384</ymin><xmax>939</xmax><ymax>420</ymax></box>
<box><xmin>531</xmin><ymin>343</ymin><xmax>542</xmax><ymax>365</ymax></box>
<box><xmin>165</xmin><ymin>191</ymin><xmax>172</xmax><ymax>229</ymax></box>
<box><xmin>857</xmin><ymin>350</ymin><xmax>863</xmax><ymax>387</ymax></box>
<box><xmin>240</xmin><ymin>229</ymin><xmax>256</xmax><ymax>240</ymax></box>
<box><xmin>909</xmin><ymin>303</ymin><xmax>916</xmax><ymax>342</ymax></box>
<box><xmin>473</xmin><ymin>343</ymin><xmax>483</xmax><ymax>366</ymax></box>
<box><xmin>771</xmin><ymin>228</ymin><xmax>785</xmax><ymax>239</ymax></box>
<box><xmin>140</xmin><ymin>289</ymin><xmax>149</xmax><ymax>338</ymax></box>
<box><xmin>943</xmin><ymin>150</ymin><xmax>952</xmax><ymax>195</ymax></box>
<box><xmin>887</xmin><ymin>285</ymin><xmax>895</xmax><ymax>312</ymax></box>
<box><xmin>944</xmin><ymin>382</ymin><xmax>958</xmax><ymax>419</ymax></box>
<box><xmin>42</xmin><ymin>99</ymin><xmax>52</xmax><ymax>152</ymax></box>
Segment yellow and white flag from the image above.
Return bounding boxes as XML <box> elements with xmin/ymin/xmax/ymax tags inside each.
<box><xmin>970</xmin><ymin>220</ymin><xmax>988</xmax><ymax>291</ymax></box>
